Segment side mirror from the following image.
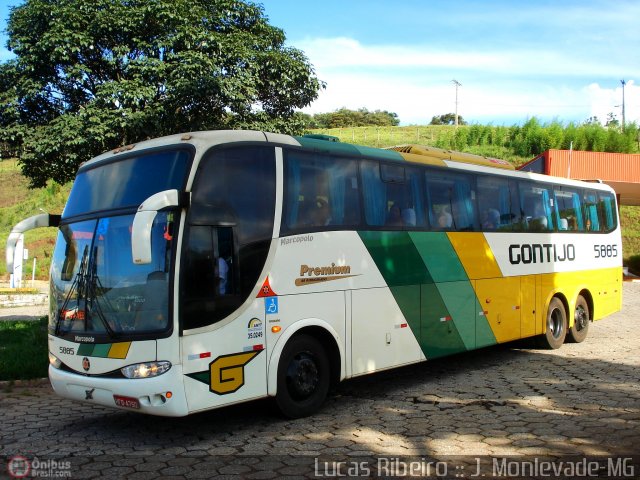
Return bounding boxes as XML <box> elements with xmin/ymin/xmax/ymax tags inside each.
<box><xmin>131</xmin><ymin>190</ymin><xmax>189</xmax><ymax>264</ymax></box>
<box><xmin>6</xmin><ymin>213</ymin><xmax>61</xmax><ymax>273</ymax></box>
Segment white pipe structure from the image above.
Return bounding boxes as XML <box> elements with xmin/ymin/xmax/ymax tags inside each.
<box><xmin>6</xmin><ymin>213</ymin><xmax>60</xmax><ymax>274</ymax></box>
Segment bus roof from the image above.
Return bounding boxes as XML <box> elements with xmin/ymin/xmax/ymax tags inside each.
<box><xmin>81</xmin><ymin>130</ymin><xmax>612</xmax><ymax>193</ymax></box>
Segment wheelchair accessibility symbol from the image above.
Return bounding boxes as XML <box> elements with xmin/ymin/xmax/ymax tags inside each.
<box><xmin>265</xmin><ymin>297</ymin><xmax>279</xmax><ymax>315</ymax></box>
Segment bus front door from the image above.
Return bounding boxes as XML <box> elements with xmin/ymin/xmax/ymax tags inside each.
<box><xmin>180</xmin><ymin>225</ymin><xmax>268</xmax><ymax>413</ymax></box>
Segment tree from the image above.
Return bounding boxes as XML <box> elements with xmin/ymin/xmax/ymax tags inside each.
<box><xmin>302</xmin><ymin>108</ymin><xmax>400</xmax><ymax>129</ymax></box>
<box><xmin>605</xmin><ymin>112</ymin><xmax>620</xmax><ymax>128</ymax></box>
<box><xmin>429</xmin><ymin>113</ymin><xmax>467</xmax><ymax>126</ymax></box>
<box><xmin>0</xmin><ymin>0</ymin><xmax>325</xmax><ymax>186</ymax></box>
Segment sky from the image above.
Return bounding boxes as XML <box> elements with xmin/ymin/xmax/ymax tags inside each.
<box><xmin>1</xmin><ymin>0</ymin><xmax>639</xmax><ymax>126</ymax></box>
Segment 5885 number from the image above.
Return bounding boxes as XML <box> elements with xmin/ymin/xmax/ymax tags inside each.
<box><xmin>594</xmin><ymin>244</ymin><xmax>618</xmax><ymax>258</ymax></box>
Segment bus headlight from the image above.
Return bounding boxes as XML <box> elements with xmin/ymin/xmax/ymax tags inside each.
<box><xmin>48</xmin><ymin>353</ymin><xmax>62</xmax><ymax>369</ymax></box>
<box><xmin>121</xmin><ymin>361</ymin><xmax>171</xmax><ymax>379</ymax></box>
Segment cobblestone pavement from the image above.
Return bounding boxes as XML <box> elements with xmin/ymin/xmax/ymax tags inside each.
<box><xmin>1</xmin><ymin>283</ymin><xmax>639</xmax><ymax>479</ymax></box>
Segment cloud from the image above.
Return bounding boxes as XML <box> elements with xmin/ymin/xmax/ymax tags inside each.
<box><xmin>585</xmin><ymin>80</ymin><xmax>639</xmax><ymax>124</ymax></box>
<box><xmin>297</xmin><ymin>36</ymin><xmax>639</xmax><ymax>125</ymax></box>
<box><xmin>303</xmin><ymin>70</ymin><xmax>639</xmax><ymax>126</ymax></box>
<box><xmin>298</xmin><ymin>37</ymin><xmax>638</xmax><ymax>80</ymax></box>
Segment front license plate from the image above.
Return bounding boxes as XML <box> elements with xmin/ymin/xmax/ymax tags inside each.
<box><xmin>113</xmin><ymin>395</ymin><xmax>140</xmax><ymax>409</ymax></box>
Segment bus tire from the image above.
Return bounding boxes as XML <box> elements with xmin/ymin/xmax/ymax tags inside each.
<box><xmin>567</xmin><ymin>295</ymin><xmax>589</xmax><ymax>343</ymax></box>
<box><xmin>539</xmin><ymin>297</ymin><xmax>567</xmax><ymax>349</ymax></box>
<box><xmin>275</xmin><ymin>334</ymin><xmax>330</xmax><ymax>419</ymax></box>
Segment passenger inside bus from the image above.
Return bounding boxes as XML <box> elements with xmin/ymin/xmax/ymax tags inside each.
<box><xmin>311</xmin><ymin>198</ymin><xmax>332</xmax><ymax>226</ymax></box>
<box><xmin>437</xmin><ymin>206</ymin><xmax>453</xmax><ymax>229</ymax></box>
<box><xmin>217</xmin><ymin>257</ymin><xmax>229</xmax><ymax>295</ymax></box>
<box><xmin>386</xmin><ymin>204</ymin><xmax>404</xmax><ymax>226</ymax></box>
<box><xmin>482</xmin><ymin>208</ymin><xmax>501</xmax><ymax>230</ymax></box>
<box><xmin>401</xmin><ymin>208</ymin><xmax>416</xmax><ymax>226</ymax></box>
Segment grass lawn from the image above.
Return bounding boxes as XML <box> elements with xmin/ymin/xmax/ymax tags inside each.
<box><xmin>0</xmin><ymin>317</ymin><xmax>49</xmax><ymax>381</ymax></box>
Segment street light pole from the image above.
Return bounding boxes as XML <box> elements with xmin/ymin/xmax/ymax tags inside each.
<box><xmin>452</xmin><ymin>79</ymin><xmax>462</xmax><ymax>127</ymax></box>
<box><xmin>621</xmin><ymin>79</ymin><xmax>626</xmax><ymax>131</ymax></box>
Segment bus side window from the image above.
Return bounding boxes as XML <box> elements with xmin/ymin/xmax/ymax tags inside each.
<box><xmin>425</xmin><ymin>170</ymin><xmax>477</xmax><ymax>231</ymax></box>
<box><xmin>553</xmin><ymin>187</ymin><xmax>584</xmax><ymax>231</ymax></box>
<box><xmin>477</xmin><ymin>176</ymin><xmax>521</xmax><ymax>231</ymax></box>
<box><xmin>283</xmin><ymin>151</ymin><xmax>361</xmax><ymax>232</ymax></box>
<box><xmin>520</xmin><ymin>182</ymin><xmax>554</xmax><ymax>231</ymax></box>
<box><xmin>361</xmin><ymin>161</ymin><xmax>426</xmax><ymax>229</ymax></box>
<box><xmin>598</xmin><ymin>192</ymin><xmax>617</xmax><ymax>232</ymax></box>
<box><xmin>583</xmin><ymin>190</ymin><xmax>602</xmax><ymax>232</ymax></box>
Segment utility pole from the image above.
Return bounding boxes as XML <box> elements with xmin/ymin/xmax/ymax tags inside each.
<box><xmin>452</xmin><ymin>79</ymin><xmax>462</xmax><ymax>127</ymax></box>
<box><xmin>621</xmin><ymin>79</ymin><xmax>626</xmax><ymax>131</ymax></box>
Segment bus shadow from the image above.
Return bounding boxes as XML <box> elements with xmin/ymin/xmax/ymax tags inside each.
<box><xmin>65</xmin><ymin>340</ymin><xmax>639</xmax><ymax>458</ymax></box>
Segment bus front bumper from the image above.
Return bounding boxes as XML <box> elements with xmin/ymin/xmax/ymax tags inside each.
<box><xmin>49</xmin><ymin>364</ymin><xmax>189</xmax><ymax>417</ymax></box>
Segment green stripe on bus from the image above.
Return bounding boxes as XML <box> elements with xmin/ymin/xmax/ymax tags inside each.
<box><xmin>293</xmin><ymin>137</ymin><xmax>406</xmax><ymax>163</ymax></box>
<box><xmin>409</xmin><ymin>232</ymin><xmax>496</xmax><ymax>349</ymax></box>
<box><xmin>77</xmin><ymin>344</ymin><xmax>94</xmax><ymax>356</ymax></box>
<box><xmin>186</xmin><ymin>371</ymin><xmax>210</xmax><ymax>385</ymax></box>
<box><xmin>389</xmin><ymin>285</ymin><xmax>422</xmax><ymax>344</ymax></box>
<box><xmin>359</xmin><ymin>230</ymin><xmax>497</xmax><ymax>358</ymax></box>
<box><xmin>358</xmin><ymin>231</ymin><xmax>433</xmax><ymax>286</ymax></box>
<box><xmin>409</xmin><ymin>232</ymin><xmax>468</xmax><ymax>283</ymax></box>
<box><xmin>359</xmin><ymin>231</ymin><xmax>467</xmax><ymax>358</ymax></box>
<box><xmin>420</xmin><ymin>283</ymin><xmax>467</xmax><ymax>358</ymax></box>
<box><xmin>92</xmin><ymin>344</ymin><xmax>111</xmax><ymax>357</ymax></box>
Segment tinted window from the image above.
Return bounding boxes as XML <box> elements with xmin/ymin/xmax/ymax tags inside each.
<box><xmin>64</xmin><ymin>149</ymin><xmax>191</xmax><ymax>218</ymax></box>
<box><xmin>425</xmin><ymin>170</ymin><xmax>477</xmax><ymax>231</ymax></box>
<box><xmin>598</xmin><ymin>191</ymin><xmax>617</xmax><ymax>232</ymax></box>
<box><xmin>477</xmin><ymin>176</ymin><xmax>522</xmax><ymax>231</ymax></box>
<box><xmin>554</xmin><ymin>187</ymin><xmax>584</xmax><ymax>231</ymax></box>
<box><xmin>191</xmin><ymin>146</ymin><xmax>276</xmax><ymax>244</ymax></box>
<box><xmin>183</xmin><ymin>146</ymin><xmax>275</xmax><ymax>330</ymax></box>
<box><xmin>583</xmin><ymin>190</ymin><xmax>603</xmax><ymax>232</ymax></box>
<box><xmin>283</xmin><ymin>151</ymin><xmax>361</xmax><ymax>232</ymax></box>
<box><xmin>361</xmin><ymin>161</ymin><xmax>426</xmax><ymax>228</ymax></box>
<box><xmin>520</xmin><ymin>182</ymin><xmax>555</xmax><ymax>231</ymax></box>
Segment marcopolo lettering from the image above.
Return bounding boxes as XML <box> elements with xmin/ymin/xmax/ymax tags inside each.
<box><xmin>508</xmin><ymin>243</ymin><xmax>575</xmax><ymax>265</ymax></box>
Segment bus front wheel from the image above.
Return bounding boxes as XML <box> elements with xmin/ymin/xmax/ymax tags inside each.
<box><xmin>539</xmin><ymin>297</ymin><xmax>567</xmax><ymax>349</ymax></box>
<box><xmin>275</xmin><ymin>334</ymin><xmax>330</xmax><ymax>418</ymax></box>
<box><xmin>567</xmin><ymin>295</ymin><xmax>590</xmax><ymax>343</ymax></box>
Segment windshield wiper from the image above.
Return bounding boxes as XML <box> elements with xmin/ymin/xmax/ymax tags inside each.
<box><xmin>55</xmin><ymin>244</ymin><xmax>121</xmax><ymax>338</ymax></box>
<box><xmin>85</xmin><ymin>246</ymin><xmax>122</xmax><ymax>337</ymax></box>
<box><xmin>56</xmin><ymin>245</ymin><xmax>90</xmax><ymax>336</ymax></box>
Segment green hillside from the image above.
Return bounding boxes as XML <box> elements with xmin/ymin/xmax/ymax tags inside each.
<box><xmin>1</xmin><ymin>127</ymin><xmax>639</xmax><ymax>280</ymax></box>
<box><xmin>0</xmin><ymin>160</ymin><xmax>70</xmax><ymax>281</ymax></box>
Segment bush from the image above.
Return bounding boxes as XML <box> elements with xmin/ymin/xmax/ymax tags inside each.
<box><xmin>627</xmin><ymin>255</ymin><xmax>640</xmax><ymax>276</ymax></box>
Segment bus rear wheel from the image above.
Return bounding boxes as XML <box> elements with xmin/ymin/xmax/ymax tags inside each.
<box><xmin>567</xmin><ymin>295</ymin><xmax>590</xmax><ymax>343</ymax></box>
<box><xmin>539</xmin><ymin>297</ymin><xmax>567</xmax><ymax>349</ymax></box>
<box><xmin>275</xmin><ymin>334</ymin><xmax>330</xmax><ymax>419</ymax></box>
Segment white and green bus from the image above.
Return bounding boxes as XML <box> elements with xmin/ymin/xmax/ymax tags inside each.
<box><xmin>6</xmin><ymin>130</ymin><xmax>622</xmax><ymax>418</ymax></box>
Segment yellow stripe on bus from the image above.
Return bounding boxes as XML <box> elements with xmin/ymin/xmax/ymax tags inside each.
<box><xmin>108</xmin><ymin>342</ymin><xmax>132</xmax><ymax>359</ymax></box>
<box><xmin>447</xmin><ymin>232</ymin><xmax>502</xmax><ymax>280</ymax></box>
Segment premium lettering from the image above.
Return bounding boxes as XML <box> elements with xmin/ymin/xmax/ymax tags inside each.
<box><xmin>508</xmin><ymin>243</ymin><xmax>575</xmax><ymax>264</ymax></box>
<box><xmin>295</xmin><ymin>262</ymin><xmax>358</xmax><ymax>287</ymax></box>
<box><xmin>299</xmin><ymin>263</ymin><xmax>351</xmax><ymax>276</ymax></box>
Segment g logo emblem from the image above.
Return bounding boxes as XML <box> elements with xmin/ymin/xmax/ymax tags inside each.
<box><xmin>82</xmin><ymin>357</ymin><xmax>91</xmax><ymax>371</ymax></box>
<box><xmin>209</xmin><ymin>351</ymin><xmax>261</xmax><ymax>395</ymax></box>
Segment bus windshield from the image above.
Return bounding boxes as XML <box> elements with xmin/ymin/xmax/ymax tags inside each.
<box><xmin>63</xmin><ymin>148</ymin><xmax>191</xmax><ymax>219</ymax></box>
<box><xmin>49</xmin><ymin>212</ymin><xmax>175</xmax><ymax>339</ymax></box>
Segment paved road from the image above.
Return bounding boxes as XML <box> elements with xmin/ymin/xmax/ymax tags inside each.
<box><xmin>1</xmin><ymin>283</ymin><xmax>639</xmax><ymax>479</ymax></box>
<box><xmin>0</xmin><ymin>304</ymin><xmax>48</xmax><ymax>321</ymax></box>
